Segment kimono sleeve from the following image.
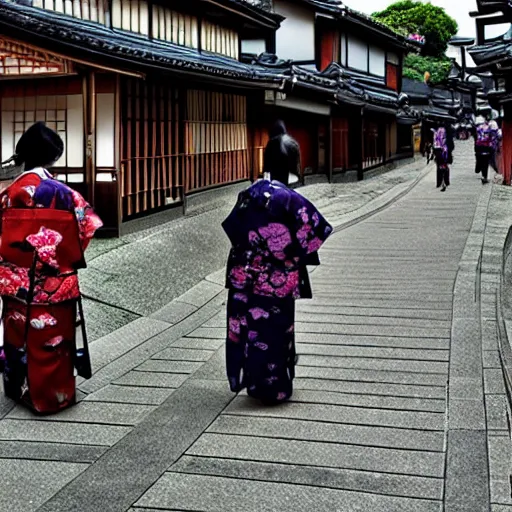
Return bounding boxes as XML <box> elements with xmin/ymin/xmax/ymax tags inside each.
<box><xmin>70</xmin><ymin>190</ymin><xmax>102</xmax><ymax>249</ymax></box>
<box><xmin>290</xmin><ymin>191</ymin><xmax>333</xmax><ymax>260</ymax></box>
<box><xmin>222</xmin><ymin>191</ymin><xmax>247</xmax><ymax>247</ymax></box>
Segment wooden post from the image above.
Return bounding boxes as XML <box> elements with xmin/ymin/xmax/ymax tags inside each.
<box><xmin>328</xmin><ymin>116</ymin><xmax>333</xmax><ymax>183</ymax></box>
<box><xmin>357</xmin><ymin>107</ymin><xmax>364</xmax><ymax>181</ymax></box>
<box><xmin>114</xmin><ymin>74</ymin><xmax>122</xmax><ymax>233</ymax></box>
<box><xmin>82</xmin><ymin>70</ymin><xmax>97</xmax><ymax>206</ymax></box>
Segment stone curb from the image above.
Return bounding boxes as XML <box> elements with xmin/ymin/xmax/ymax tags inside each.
<box><xmin>445</xmin><ymin>182</ymin><xmax>493</xmax><ymax>512</ymax></box>
<box><xmin>444</xmin><ymin>180</ymin><xmax>512</xmax><ymax>511</ymax></box>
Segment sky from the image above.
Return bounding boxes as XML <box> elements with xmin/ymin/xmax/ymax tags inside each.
<box><xmin>351</xmin><ymin>0</ymin><xmax>480</xmax><ymax>38</ymax></box>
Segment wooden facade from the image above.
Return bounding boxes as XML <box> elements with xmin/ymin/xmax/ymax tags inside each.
<box><xmin>0</xmin><ymin>0</ymin><xmax>419</xmax><ymax>236</ymax></box>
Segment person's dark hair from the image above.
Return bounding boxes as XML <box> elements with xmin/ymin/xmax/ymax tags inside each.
<box><xmin>270</xmin><ymin>120</ymin><xmax>287</xmax><ymax>139</ymax></box>
<box><xmin>13</xmin><ymin>122</ymin><xmax>64</xmax><ymax>170</ymax></box>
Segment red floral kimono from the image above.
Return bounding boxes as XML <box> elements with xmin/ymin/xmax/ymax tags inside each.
<box><xmin>0</xmin><ymin>168</ymin><xmax>102</xmax><ymax>413</ymax></box>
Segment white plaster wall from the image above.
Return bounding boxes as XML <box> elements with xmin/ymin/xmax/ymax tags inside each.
<box><xmin>66</xmin><ymin>94</ymin><xmax>84</xmax><ymax>168</ymax></box>
<box><xmin>347</xmin><ymin>35</ymin><xmax>368</xmax><ymax>71</ymax></box>
<box><xmin>241</xmin><ymin>39</ymin><xmax>266</xmax><ymax>55</ymax></box>
<box><xmin>96</xmin><ymin>93</ymin><xmax>115</xmax><ymax>168</ymax></box>
<box><xmin>274</xmin><ymin>0</ymin><xmax>315</xmax><ymax>62</ymax></box>
<box><xmin>369</xmin><ymin>46</ymin><xmax>385</xmax><ymax>76</ymax></box>
<box><xmin>340</xmin><ymin>33</ymin><xmax>347</xmax><ymax>66</ymax></box>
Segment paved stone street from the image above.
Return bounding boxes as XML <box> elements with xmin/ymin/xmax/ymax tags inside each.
<box><xmin>80</xmin><ymin>158</ymin><xmax>426</xmax><ymax>342</ymax></box>
<box><xmin>1</xmin><ymin>143</ymin><xmax>512</xmax><ymax>511</ymax></box>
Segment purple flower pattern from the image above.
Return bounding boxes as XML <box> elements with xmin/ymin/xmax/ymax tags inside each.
<box><xmin>222</xmin><ymin>180</ymin><xmax>332</xmax><ymax>404</ymax></box>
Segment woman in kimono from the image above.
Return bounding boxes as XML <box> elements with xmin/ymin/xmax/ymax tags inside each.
<box><xmin>0</xmin><ymin>122</ymin><xmax>102</xmax><ymax>413</ymax></box>
<box><xmin>222</xmin><ymin>177</ymin><xmax>332</xmax><ymax>404</ymax></box>
<box><xmin>474</xmin><ymin>116</ymin><xmax>496</xmax><ymax>184</ymax></box>
<box><xmin>432</xmin><ymin>125</ymin><xmax>452</xmax><ymax>192</ymax></box>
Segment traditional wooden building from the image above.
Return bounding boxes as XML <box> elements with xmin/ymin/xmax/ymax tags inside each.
<box><xmin>241</xmin><ymin>0</ymin><xmax>419</xmax><ymax>181</ymax></box>
<box><xmin>469</xmin><ymin>0</ymin><xmax>512</xmax><ymax>184</ymax></box>
<box><xmin>0</xmin><ymin>0</ymin><xmax>287</xmax><ymax>234</ymax></box>
<box><xmin>0</xmin><ymin>0</ymin><xmax>420</xmax><ymax>236</ymax></box>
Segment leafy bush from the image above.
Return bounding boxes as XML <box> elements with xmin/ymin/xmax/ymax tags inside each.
<box><xmin>403</xmin><ymin>54</ymin><xmax>453</xmax><ymax>84</ymax></box>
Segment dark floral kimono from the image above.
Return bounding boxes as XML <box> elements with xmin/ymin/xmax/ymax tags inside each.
<box><xmin>222</xmin><ymin>180</ymin><xmax>332</xmax><ymax>403</ymax></box>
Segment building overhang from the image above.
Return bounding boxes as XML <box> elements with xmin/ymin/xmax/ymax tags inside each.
<box><xmin>0</xmin><ymin>2</ymin><xmax>286</xmax><ymax>89</ymax></box>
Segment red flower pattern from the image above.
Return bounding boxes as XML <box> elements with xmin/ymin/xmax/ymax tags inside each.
<box><xmin>26</xmin><ymin>227</ymin><xmax>63</xmax><ymax>269</ymax></box>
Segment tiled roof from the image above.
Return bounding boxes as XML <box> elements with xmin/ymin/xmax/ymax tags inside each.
<box><xmin>0</xmin><ymin>1</ymin><xmax>285</xmax><ymax>85</ymax></box>
<box><xmin>469</xmin><ymin>30</ymin><xmax>512</xmax><ymax>70</ymax></box>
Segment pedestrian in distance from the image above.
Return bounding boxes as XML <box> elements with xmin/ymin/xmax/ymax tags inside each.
<box><xmin>474</xmin><ymin>115</ymin><xmax>496</xmax><ymax>185</ymax></box>
<box><xmin>263</xmin><ymin>120</ymin><xmax>301</xmax><ymax>186</ymax></box>
<box><xmin>222</xmin><ymin>169</ymin><xmax>332</xmax><ymax>404</ymax></box>
<box><xmin>0</xmin><ymin>122</ymin><xmax>102</xmax><ymax>414</ymax></box>
<box><xmin>489</xmin><ymin>118</ymin><xmax>502</xmax><ymax>174</ymax></box>
<box><xmin>432</xmin><ymin>124</ymin><xmax>453</xmax><ymax>192</ymax></box>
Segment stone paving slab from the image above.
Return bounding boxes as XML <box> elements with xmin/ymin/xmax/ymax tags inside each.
<box><xmin>187</xmin><ymin>433</ymin><xmax>445</xmax><ymax>476</ymax></box>
<box><xmin>286</xmin><ymin>388</ymin><xmax>446</xmax><ymax>412</ymax></box>
<box><xmin>136</xmin><ymin>359</ymin><xmax>203</xmax><ymax>374</ymax></box>
<box><xmin>295</xmin><ymin>365</ymin><xmax>448</xmax><ymax>386</ymax></box>
<box><xmin>83</xmin><ymin>384</ymin><xmax>175</xmax><ymax>405</ymax></box>
<box><xmin>0</xmin><ymin>440</ymin><xmax>107</xmax><ymax>463</ymax></box>
<box><xmin>6</xmin><ymin>401</ymin><xmax>156</xmax><ymax>426</ymax></box>
<box><xmin>171</xmin><ymin>455</ymin><xmax>444</xmax><ymax>500</ymax></box>
<box><xmin>295</xmin><ymin>343</ymin><xmax>450</xmax><ymax>361</ymax></box>
<box><xmin>297</xmin><ymin>354</ymin><xmax>449</xmax><ymax>374</ymax></box>
<box><xmin>485</xmin><ymin>369</ymin><xmax>508</xmax><ymax>394</ymax></box>
<box><xmin>0</xmin><ymin>419</ymin><xmax>130</xmax><ymax>445</ymax></box>
<box><xmin>135</xmin><ymin>472</ymin><xmax>442</xmax><ymax>512</ymax></box>
<box><xmin>171</xmin><ymin>337</ymin><xmax>224</xmax><ymax>350</ymax></box>
<box><xmin>113</xmin><ymin>370</ymin><xmax>189</xmax><ymax>388</ymax></box>
<box><xmin>152</xmin><ymin>347</ymin><xmax>216</xmax><ymax>361</ymax></box>
<box><xmin>149</xmin><ymin>300</ymin><xmax>198</xmax><ymax>325</ymax></box>
<box><xmin>226</xmin><ymin>398</ymin><xmax>445</xmax><ymax>430</ymax></box>
<box><xmin>0</xmin><ymin>459</ymin><xmax>88</xmax><ymax>512</ymax></box>
<box><xmin>294</xmin><ymin>333</ymin><xmax>450</xmax><ymax>349</ymax></box>
<box><xmin>294</xmin><ymin>304</ymin><xmax>454</xmax><ymax>320</ymax></box>
<box><xmin>292</xmin><ymin>378</ymin><xmax>447</xmax><ymax>399</ymax></box>
<box><xmin>208</xmin><ymin>414</ymin><xmax>445</xmax><ymax>451</ymax></box>
<box><xmin>88</xmin><ymin>317</ymin><xmax>170</xmax><ymax>372</ymax></box>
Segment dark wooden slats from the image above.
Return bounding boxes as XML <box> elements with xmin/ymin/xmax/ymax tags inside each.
<box><xmin>120</xmin><ymin>80</ymin><xmax>249</xmax><ymax>219</ymax></box>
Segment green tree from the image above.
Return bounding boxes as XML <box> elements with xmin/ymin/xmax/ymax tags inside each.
<box><xmin>372</xmin><ymin>0</ymin><xmax>458</xmax><ymax>84</ymax></box>
<box><xmin>372</xmin><ymin>0</ymin><xmax>458</xmax><ymax>58</ymax></box>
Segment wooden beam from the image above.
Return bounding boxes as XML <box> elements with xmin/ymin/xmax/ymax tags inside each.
<box><xmin>82</xmin><ymin>69</ymin><xmax>97</xmax><ymax>206</ymax></box>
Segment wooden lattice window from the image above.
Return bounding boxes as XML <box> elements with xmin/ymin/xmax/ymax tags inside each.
<box><xmin>112</xmin><ymin>0</ymin><xmax>149</xmax><ymax>36</ymax></box>
<box><xmin>32</xmin><ymin>0</ymin><xmax>110</xmax><ymax>24</ymax></box>
<box><xmin>1</xmin><ymin>94</ymin><xmax>84</xmax><ymax>174</ymax></box>
<box><xmin>363</xmin><ymin>121</ymin><xmax>383</xmax><ymax>169</ymax></box>
<box><xmin>201</xmin><ymin>21</ymin><xmax>239</xmax><ymax>59</ymax></box>
<box><xmin>0</xmin><ymin>39</ymin><xmax>70</xmax><ymax>76</ymax></box>
<box><xmin>121</xmin><ymin>79</ymin><xmax>181</xmax><ymax>218</ymax></box>
<box><xmin>152</xmin><ymin>7</ymin><xmax>198</xmax><ymax>48</ymax></box>
<box><xmin>185</xmin><ymin>90</ymin><xmax>249</xmax><ymax>191</ymax></box>
<box><xmin>1</xmin><ymin>96</ymin><xmax>67</xmax><ymax>167</ymax></box>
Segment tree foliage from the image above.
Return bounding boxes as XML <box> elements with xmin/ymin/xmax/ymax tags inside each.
<box><xmin>403</xmin><ymin>54</ymin><xmax>453</xmax><ymax>84</ymax></box>
<box><xmin>372</xmin><ymin>0</ymin><xmax>458</xmax><ymax>58</ymax></box>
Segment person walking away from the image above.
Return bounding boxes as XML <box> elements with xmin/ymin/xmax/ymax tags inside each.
<box><xmin>222</xmin><ymin>173</ymin><xmax>332</xmax><ymax>404</ymax></box>
<box><xmin>474</xmin><ymin>116</ymin><xmax>494</xmax><ymax>184</ymax></box>
<box><xmin>263</xmin><ymin>121</ymin><xmax>301</xmax><ymax>186</ymax></box>
<box><xmin>433</xmin><ymin>126</ymin><xmax>451</xmax><ymax>192</ymax></box>
<box><xmin>489</xmin><ymin>118</ymin><xmax>501</xmax><ymax>174</ymax></box>
<box><xmin>0</xmin><ymin>122</ymin><xmax>102</xmax><ymax>414</ymax></box>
